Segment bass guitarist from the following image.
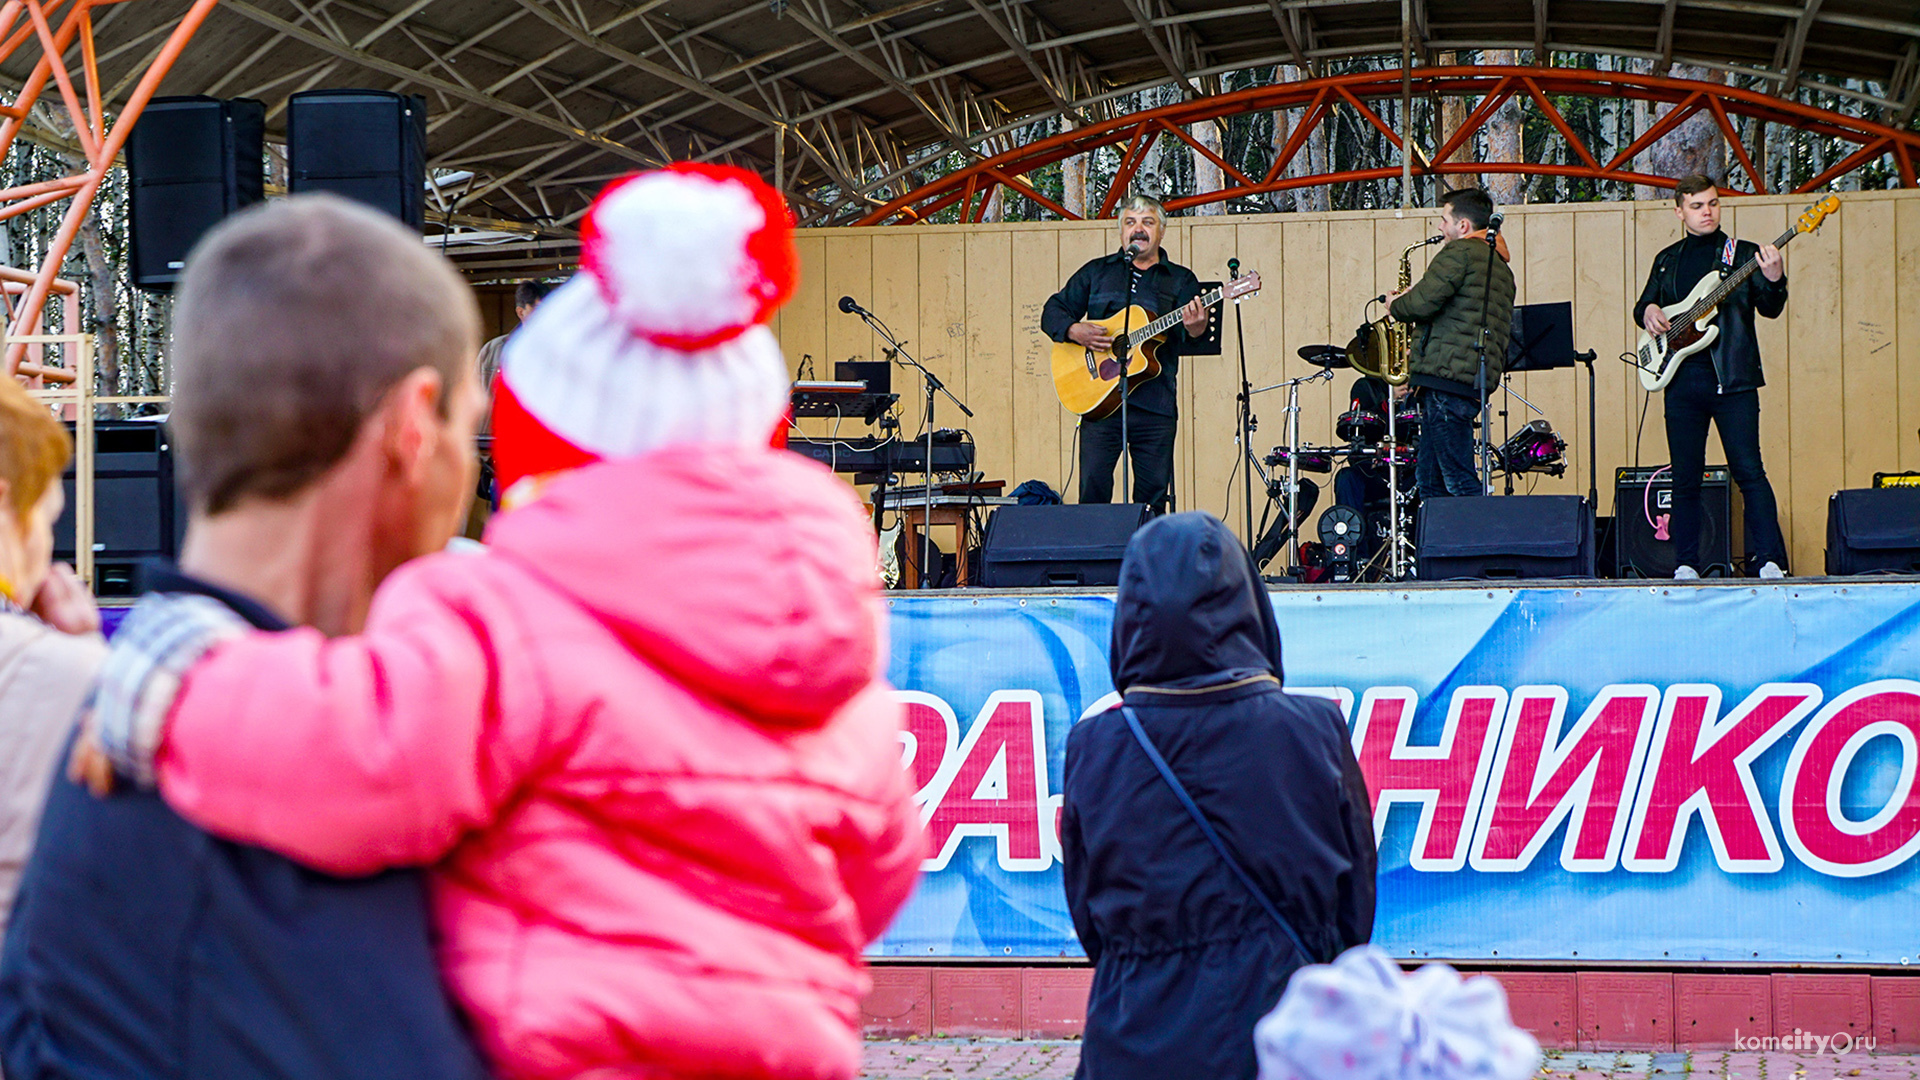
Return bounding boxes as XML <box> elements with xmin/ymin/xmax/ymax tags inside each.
<box><xmin>1042</xmin><ymin>194</ymin><xmax>1207</xmax><ymax>512</ymax></box>
<box><xmin>1635</xmin><ymin>174</ymin><xmax>1789</xmax><ymax>580</ymax></box>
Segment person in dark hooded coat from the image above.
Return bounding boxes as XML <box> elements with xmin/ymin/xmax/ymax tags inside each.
<box><xmin>1061</xmin><ymin>511</ymin><xmax>1376</xmax><ymax>1080</ymax></box>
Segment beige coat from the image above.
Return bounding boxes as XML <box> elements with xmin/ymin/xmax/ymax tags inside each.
<box><xmin>0</xmin><ymin>613</ymin><xmax>104</xmax><ymax>937</ymax></box>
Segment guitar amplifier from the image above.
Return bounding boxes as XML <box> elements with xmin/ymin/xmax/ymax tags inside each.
<box><xmin>1614</xmin><ymin>466</ymin><xmax>1734</xmax><ymax>578</ymax></box>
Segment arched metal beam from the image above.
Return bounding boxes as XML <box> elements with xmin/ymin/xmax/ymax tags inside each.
<box><xmin>855</xmin><ymin>65</ymin><xmax>1920</xmax><ymax>225</ymax></box>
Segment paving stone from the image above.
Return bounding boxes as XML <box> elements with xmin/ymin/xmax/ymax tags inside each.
<box><xmin>859</xmin><ymin>1040</ymin><xmax>1920</xmax><ymax>1080</ymax></box>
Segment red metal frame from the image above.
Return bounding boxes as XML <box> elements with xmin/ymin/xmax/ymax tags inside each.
<box><xmin>856</xmin><ymin>66</ymin><xmax>1920</xmax><ymax>226</ymax></box>
<box><xmin>1</xmin><ymin>0</ymin><xmax>223</xmax><ymax>383</ymax></box>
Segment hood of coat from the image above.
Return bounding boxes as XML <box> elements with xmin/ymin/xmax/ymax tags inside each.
<box><xmin>1109</xmin><ymin>511</ymin><xmax>1282</xmax><ymax>693</ymax></box>
<box><xmin>485</xmin><ymin>445</ymin><xmax>883</xmax><ymax>730</ymax></box>
<box><xmin>1460</xmin><ymin>228</ymin><xmax>1511</xmax><ymax>263</ymax></box>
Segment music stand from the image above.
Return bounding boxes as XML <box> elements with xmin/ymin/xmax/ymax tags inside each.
<box><xmin>1185</xmin><ymin>280</ymin><xmax>1225</xmax><ymax>356</ymax></box>
<box><xmin>1506</xmin><ymin>301</ymin><xmax>1575</xmax><ymax>372</ymax></box>
<box><xmin>1500</xmin><ymin>301</ymin><xmax>1597</xmax><ymax>514</ymax></box>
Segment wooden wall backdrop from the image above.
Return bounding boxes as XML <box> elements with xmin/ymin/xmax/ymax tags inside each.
<box><xmin>774</xmin><ymin>189</ymin><xmax>1920</xmax><ymax>575</ymax></box>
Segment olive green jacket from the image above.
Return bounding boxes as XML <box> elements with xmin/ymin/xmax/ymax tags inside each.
<box><xmin>1389</xmin><ymin>236</ymin><xmax>1515</xmax><ymax>395</ymax></box>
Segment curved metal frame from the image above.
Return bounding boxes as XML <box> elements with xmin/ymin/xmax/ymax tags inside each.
<box><xmin>856</xmin><ymin>66</ymin><xmax>1920</xmax><ymax>226</ymax></box>
<box><xmin>0</xmin><ymin>0</ymin><xmax>222</xmax><ymax>380</ymax></box>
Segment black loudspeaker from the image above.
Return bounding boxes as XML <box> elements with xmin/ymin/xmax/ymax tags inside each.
<box><xmin>52</xmin><ymin>422</ymin><xmax>187</xmax><ymax>596</ymax></box>
<box><xmin>1826</xmin><ymin>488</ymin><xmax>1920</xmax><ymax>576</ymax></box>
<box><xmin>1417</xmin><ymin>495</ymin><xmax>1594</xmax><ymax>580</ymax></box>
<box><xmin>126</xmin><ymin>96</ymin><xmax>265</xmax><ymax>291</ymax></box>
<box><xmin>980</xmin><ymin>504</ymin><xmax>1150</xmax><ymax>587</ymax></box>
<box><xmin>288</xmin><ymin>90</ymin><xmax>427</xmax><ymax>229</ymax></box>
<box><xmin>1614</xmin><ymin>465</ymin><xmax>1735</xmax><ymax>578</ymax></box>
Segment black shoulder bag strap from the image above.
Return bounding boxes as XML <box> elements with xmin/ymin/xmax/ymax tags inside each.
<box><xmin>1121</xmin><ymin>705</ymin><xmax>1317</xmax><ymax>963</ymax></box>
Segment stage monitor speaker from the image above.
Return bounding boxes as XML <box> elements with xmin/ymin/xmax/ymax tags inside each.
<box><xmin>980</xmin><ymin>503</ymin><xmax>1150</xmax><ymax>587</ymax></box>
<box><xmin>287</xmin><ymin>90</ymin><xmax>427</xmax><ymax>229</ymax></box>
<box><xmin>126</xmin><ymin>96</ymin><xmax>265</xmax><ymax>291</ymax></box>
<box><xmin>1614</xmin><ymin>465</ymin><xmax>1735</xmax><ymax>578</ymax></box>
<box><xmin>52</xmin><ymin>421</ymin><xmax>186</xmax><ymax>596</ymax></box>
<box><xmin>1826</xmin><ymin>487</ymin><xmax>1920</xmax><ymax>576</ymax></box>
<box><xmin>1416</xmin><ymin>495</ymin><xmax>1593</xmax><ymax>580</ymax></box>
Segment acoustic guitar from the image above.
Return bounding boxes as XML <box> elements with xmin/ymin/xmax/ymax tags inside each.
<box><xmin>1051</xmin><ymin>272</ymin><xmax>1262</xmax><ymax>419</ymax></box>
<box><xmin>1631</xmin><ymin>195</ymin><xmax>1838</xmax><ymax>392</ymax></box>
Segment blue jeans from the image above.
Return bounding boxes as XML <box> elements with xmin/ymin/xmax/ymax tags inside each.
<box><xmin>1417</xmin><ymin>388</ymin><xmax>1483</xmax><ymax>499</ymax></box>
<box><xmin>1663</xmin><ymin>358</ymin><xmax>1788</xmax><ymax>572</ymax></box>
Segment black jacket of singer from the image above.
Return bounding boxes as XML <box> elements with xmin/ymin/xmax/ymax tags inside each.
<box><xmin>1634</xmin><ymin>229</ymin><xmax>1787</xmax><ymax>395</ymax></box>
<box><xmin>1060</xmin><ymin>512</ymin><xmax>1377</xmax><ymax>1080</ymax></box>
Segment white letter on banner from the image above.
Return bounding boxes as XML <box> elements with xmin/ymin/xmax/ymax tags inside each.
<box><xmin>1352</xmin><ymin>686</ymin><xmax>1509</xmax><ymax>872</ymax></box>
<box><xmin>918</xmin><ymin>690</ymin><xmax>1055</xmax><ymax>873</ymax></box>
<box><xmin>1471</xmin><ymin>685</ymin><xmax>1659</xmax><ymax>873</ymax></box>
<box><xmin>1780</xmin><ymin>680</ymin><xmax>1920</xmax><ymax>878</ymax></box>
<box><xmin>1622</xmin><ymin>684</ymin><xmax>1821</xmax><ymax>874</ymax></box>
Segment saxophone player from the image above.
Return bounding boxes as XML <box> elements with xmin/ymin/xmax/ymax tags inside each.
<box><xmin>1388</xmin><ymin>188</ymin><xmax>1515</xmax><ymax>499</ymax></box>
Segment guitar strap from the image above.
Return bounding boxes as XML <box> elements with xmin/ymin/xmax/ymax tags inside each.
<box><xmin>1720</xmin><ymin>236</ymin><xmax>1737</xmax><ymax>277</ymax></box>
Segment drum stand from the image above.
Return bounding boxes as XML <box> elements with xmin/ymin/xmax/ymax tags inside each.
<box><xmin>1249</xmin><ymin>366</ymin><xmax>1333</xmax><ymax>573</ymax></box>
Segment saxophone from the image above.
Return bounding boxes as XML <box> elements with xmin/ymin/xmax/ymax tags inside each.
<box><xmin>1350</xmin><ymin>237</ymin><xmax>1439</xmax><ymax>386</ymax></box>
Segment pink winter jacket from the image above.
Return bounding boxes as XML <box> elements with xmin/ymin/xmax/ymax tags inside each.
<box><xmin>152</xmin><ymin>447</ymin><xmax>925</xmax><ymax>1080</ymax></box>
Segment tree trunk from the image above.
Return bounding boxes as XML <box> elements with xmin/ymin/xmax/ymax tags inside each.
<box><xmin>77</xmin><ymin>205</ymin><xmax>118</xmax><ymax>409</ymax></box>
<box><xmin>1192</xmin><ymin>119</ymin><xmax>1226</xmax><ymax>215</ymax></box>
<box><xmin>1061</xmin><ymin>117</ymin><xmax>1088</xmax><ymax>219</ymax></box>
<box><xmin>1436</xmin><ymin>52</ymin><xmax>1482</xmax><ymax>191</ymax></box>
<box><xmin>1482</xmin><ymin>50</ymin><xmax>1525</xmax><ymax>204</ymax></box>
<box><xmin>1646</xmin><ymin>64</ymin><xmax>1728</xmax><ymax>188</ymax></box>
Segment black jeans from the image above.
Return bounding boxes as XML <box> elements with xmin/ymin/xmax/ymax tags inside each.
<box><xmin>1663</xmin><ymin>357</ymin><xmax>1788</xmax><ymax>573</ymax></box>
<box><xmin>1416</xmin><ymin>388</ymin><xmax>1483</xmax><ymax>499</ymax></box>
<box><xmin>1080</xmin><ymin>406</ymin><xmax>1176</xmax><ymax>512</ymax></box>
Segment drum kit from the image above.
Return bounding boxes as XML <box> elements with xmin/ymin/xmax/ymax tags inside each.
<box><xmin>1247</xmin><ymin>343</ymin><xmax>1568</xmax><ymax>583</ymax></box>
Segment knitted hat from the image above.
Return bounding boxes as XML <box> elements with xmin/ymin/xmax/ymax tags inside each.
<box><xmin>491</xmin><ymin>162</ymin><xmax>798</xmax><ymax>496</ymax></box>
<box><xmin>1254</xmin><ymin>945</ymin><xmax>1542</xmax><ymax>1080</ymax></box>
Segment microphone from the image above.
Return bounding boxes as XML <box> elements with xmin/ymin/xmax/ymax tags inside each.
<box><xmin>1122</xmin><ymin>242</ymin><xmax>1141</xmax><ymax>259</ymax></box>
<box><xmin>1228</xmin><ymin>257</ymin><xmax>1240</xmax><ymax>278</ymax></box>
<box><xmin>1486</xmin><ymin>211</ymin><xmax>1505</xmax><ymax>237</ymax></box>
<box><xmin>837</xmin><ymin>295</ymin><xmax>865</xmax><ymax>315</ymax></box>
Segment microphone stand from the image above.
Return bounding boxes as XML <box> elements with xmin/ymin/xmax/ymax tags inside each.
<box><xmin>850</xmin><ymin>305</ymin><xmax>973</xmax><ymax>588</ymax></box>
<box><xmin>1230</xmin><ymin>256</ymin><xmax>1254</xmax><ymax>545</ymax></box>
<box><xmin>1477</xmin><ymin>216</ymin><xmax>1504</xmax><ymax>495</ymax></box>
<box><xmin>1116</xmin><ymin>250</ymin><xmax>1140</xmax><ymax>507</ymax></box>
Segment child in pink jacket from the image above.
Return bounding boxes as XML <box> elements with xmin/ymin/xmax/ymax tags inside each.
<box><xmin>93</xmin><ymin>164</ymin><xmax>925</xmax><ymax>1080</ymax></box>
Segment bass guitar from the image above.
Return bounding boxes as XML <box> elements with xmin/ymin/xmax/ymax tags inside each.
<box><xmin>1051</xmin><ymin>272</ymin><xmax>1262</xmax><ymax>419</ymax></box>
<box><xmin>1632</xmin><ymin>195</ymin><xmax>1838</xmax><ymax>392</ymax></box>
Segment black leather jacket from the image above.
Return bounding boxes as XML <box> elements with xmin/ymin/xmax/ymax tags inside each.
<box><xmin>1634</xmin><ymin>230</ymin><xmax>1787</xmax><ymax>394</ymax></box>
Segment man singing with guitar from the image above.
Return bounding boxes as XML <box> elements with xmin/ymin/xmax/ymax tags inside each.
<box><xmin>1635</xmin><ymin>174</ymin><xmax>1789</xmax><ymax>580</ymax></box>
<box><xmin>1042</xmin><ymin>194</ymin><xmax>1208</xmax><ymax>512</ymax></box>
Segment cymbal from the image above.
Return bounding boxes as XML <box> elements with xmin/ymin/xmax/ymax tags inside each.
<box><xmin>1297</xmin><ymin>344</ymin><xmax>1350</xmax><ymax>369</ymax></box>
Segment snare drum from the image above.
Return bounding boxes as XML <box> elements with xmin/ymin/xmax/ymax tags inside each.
<box><xmin>1392</xmin><ymin>405</ymin><xmax>1421</xmax><ymax>442</ymax></box>
<box><xmin>1266</xmin><ymin>445</ymin><xmax>1334</xmax><ymax>473</ymax></box>
<box><xmin>1337</xmin><ymin>408</ymin><xmax>1386</xmax><ymax>445</ymax></box>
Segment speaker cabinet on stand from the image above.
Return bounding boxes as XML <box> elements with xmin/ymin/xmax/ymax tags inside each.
<box><xmin>1614</xmin><ymin>466</ymin><xmax>1737</xmax><ymax>578</ymax></box>
<box><xmin>1416</xmin><ymin>495</ymin><xmax>1594</xmax><ymax>580</ymax></box>
<box><xmin>51</xmin><ymin>422</ymin><xmax>186</xmax><ymax>597</ymax></box>
<box><xmin>126</xmin><ymin>96</ymin><xmax>265</xmax><ymax>291</ymax></box>
<box><xmin>287</xmin><ymin>90</ymin><xmax>428</xmax><ymax>229</ymax></box>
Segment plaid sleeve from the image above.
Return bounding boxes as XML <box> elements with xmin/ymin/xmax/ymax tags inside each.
<box><xmin>89</xmin><ymin>593</ymin><xmax>250</xmax><ymax>789</ymax></box>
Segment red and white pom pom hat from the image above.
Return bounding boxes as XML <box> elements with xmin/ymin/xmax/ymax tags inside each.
<box><xmin>492</xmin><ymin>162</ymin><xmax>798</xmax><ymax>495</ymax></box>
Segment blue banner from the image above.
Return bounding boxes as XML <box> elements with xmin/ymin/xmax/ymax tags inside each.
<box><xmin>875</xmin><ymin>582</ymin><xmax>1920</xmax><ymax>963</ymax></box>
